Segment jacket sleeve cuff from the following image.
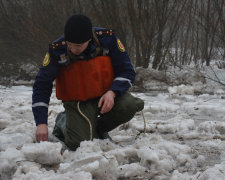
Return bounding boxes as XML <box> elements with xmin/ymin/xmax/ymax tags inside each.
<box><xmin>32</xmin><ymin>106</ymin><xmax>48</xmax><ymax>126</ymax></box>
<box><xmin>109</xmin><ymin>80</ymin><xmax>131</xmax><ymax>97</ymax></box>
<box><xmin>109</xmin><ymin>87</ymin><xmax>125</xmax><ymax>97</ymax></box>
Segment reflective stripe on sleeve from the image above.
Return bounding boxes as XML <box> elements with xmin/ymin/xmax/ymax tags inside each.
<box><xmin>32</xmin><ymin>102</ymin><xmax>49</xmax><ymax>108</ymax></box>
<box><xmin>114</xmin><ymin>77</ymin><xmax>132</xmax><ymax>87</ymax></box>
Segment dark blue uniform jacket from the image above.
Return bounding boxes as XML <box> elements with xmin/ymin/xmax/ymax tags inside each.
<box><xmin>32</xmin><ymin>27</ymin><xmax>136</xmax><ymax>126</ymax></box>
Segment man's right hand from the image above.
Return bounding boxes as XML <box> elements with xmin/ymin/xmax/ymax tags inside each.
<box><xmin>36</xmin><ymin>124</ymin><xmax>48</xmax><ymax>142</ymax></box>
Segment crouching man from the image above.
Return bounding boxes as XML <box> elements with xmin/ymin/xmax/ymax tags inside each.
<box><xmin>32</xmin><ymin>14</ymin><xmax>144</xmax><ymax>151</ymax></box>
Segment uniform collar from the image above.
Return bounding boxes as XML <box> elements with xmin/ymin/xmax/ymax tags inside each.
<box><xmin>82</xmin><ymin>38</ymin><xmax>96</xmax><ymax>56</ymax></box>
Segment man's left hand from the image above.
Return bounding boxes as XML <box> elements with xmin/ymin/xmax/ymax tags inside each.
<box><xmin>98</xmin><ymin>90</ymin><xmax>116</xmax><ymax>114</ymax></box>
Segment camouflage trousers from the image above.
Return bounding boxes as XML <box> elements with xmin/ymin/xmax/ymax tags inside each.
<box><xmin>52</xmin><ymin>93</ymin><xmax>144</xmax><ymax>151</ymax></box>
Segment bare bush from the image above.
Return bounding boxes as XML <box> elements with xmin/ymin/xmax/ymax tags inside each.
<box><xmin>0</xmin><ymin>0</ymin><xmax>224</xmax><ymax>83</ymax></box>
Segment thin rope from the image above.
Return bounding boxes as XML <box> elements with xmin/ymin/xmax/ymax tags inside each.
<box><xmin>142</xmin><ymin>110</ymin><xmax>146</xmax><ymax>134</ymax></box>
<box><xmin>135</xmin><ymin>110</ymin><xmax>147</xmax><ymax>139</ymax></box>
<box><xmin>77</xmin><ymin>101</ymin><xmax>93</xmax><ymax>140</ymax></box>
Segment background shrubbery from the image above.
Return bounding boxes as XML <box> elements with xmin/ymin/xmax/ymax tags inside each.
<box><xmin>0</xmin><ymin>0</ymin><xmax>224</xmax><ymax>82</ymax></box>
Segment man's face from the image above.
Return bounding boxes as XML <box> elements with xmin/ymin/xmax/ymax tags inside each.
<box><xmin>66</xmin><ymin>39</ymin><xmax>91</xmax><ymax>55</ymax></box>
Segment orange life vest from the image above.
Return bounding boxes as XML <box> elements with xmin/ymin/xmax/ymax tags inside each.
<box><xmin>56</xmin><ymin>56</ymin><xmax>114</xmax><ymax>101</ymax></box>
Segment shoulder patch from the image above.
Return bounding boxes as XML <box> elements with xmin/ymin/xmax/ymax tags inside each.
<box><xmin>117</xmin><ymin>39</ymin><xmax>125</xmax><ymax>52</ymax></box>
<box><xmin>43</xmin><ymin>52</ymin><xmax>50</xmax><ymax>67</ymax></box>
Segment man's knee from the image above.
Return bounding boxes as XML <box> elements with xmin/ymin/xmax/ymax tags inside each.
<box><xmin>133</xmin><ymin>96</ymin><xmax>144</xmax><ymax>112</ymax></box>
<box><xmin>116</xmin><ymin>93</ymin><xmax>144</xmax><ymax>113</ymax></box>
<box><xmin>97</xmin><ymin>93</ymin><xmax>145</xmax><ymax>132</ymax></box>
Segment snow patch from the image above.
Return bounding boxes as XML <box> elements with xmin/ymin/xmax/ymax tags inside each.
<box><xmin>21</xmin><ymin>142</ymin><xmax>63</xmax><ymax>165</ymax></box>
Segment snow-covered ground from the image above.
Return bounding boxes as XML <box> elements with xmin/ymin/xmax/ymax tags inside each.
<box><xmin>1</xmin><ymin>67</ymin><xmax>225</xmax><ymax>179</ymax></box>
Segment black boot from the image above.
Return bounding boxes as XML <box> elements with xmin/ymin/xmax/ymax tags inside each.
<box><xmin>96</xmin><ymin>114</ymin><xmax>114</xmax><ymax>142</ymax></box>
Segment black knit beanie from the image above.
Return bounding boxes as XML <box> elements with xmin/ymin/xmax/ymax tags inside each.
<box><xmin>64</xmin><ymin>14</ymin><xmax>92</xmax><ymax>44</ymax></box>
